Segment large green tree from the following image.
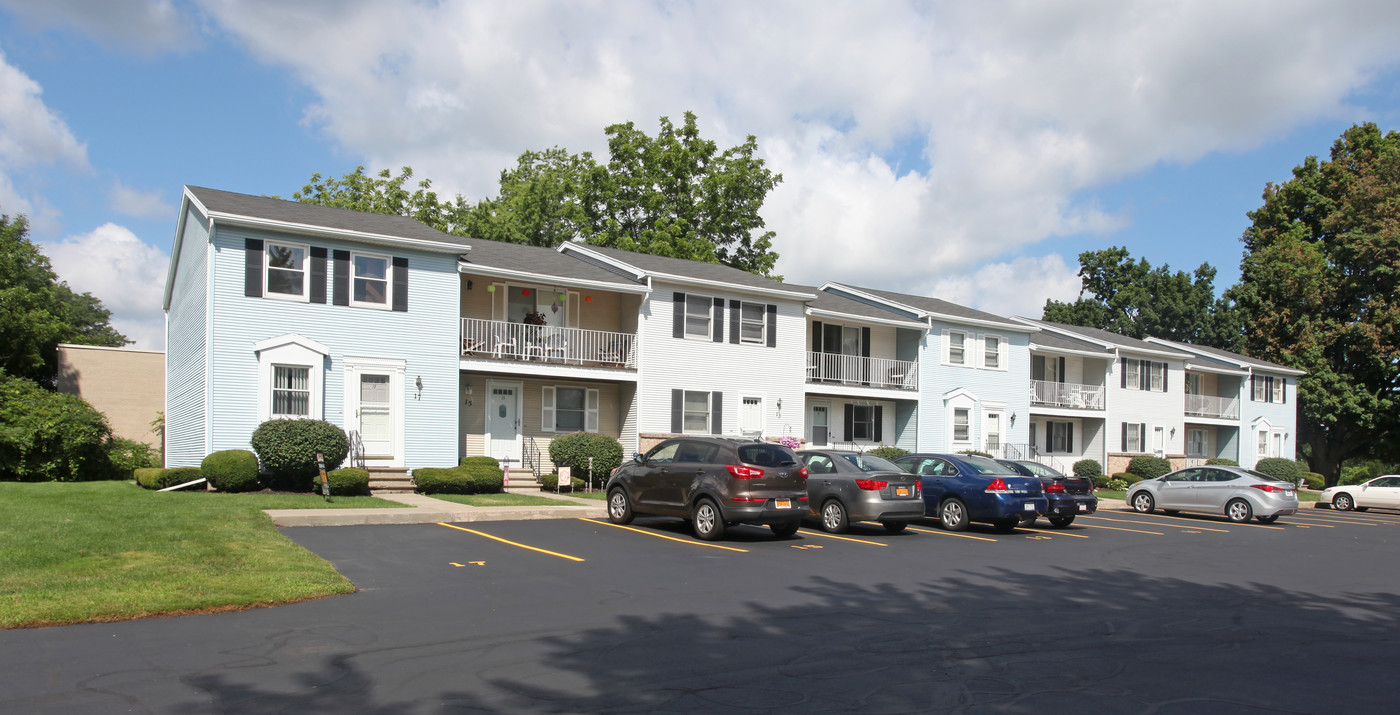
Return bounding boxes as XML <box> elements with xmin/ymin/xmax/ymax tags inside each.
<box><xmin>0</xmin><ymin>214</ymin><xmax>129</xmax><ymax>384</ymax></box>
<box><xmin>1230</xmin><ymin>123</ymin><xmax>1400</xmax><ymax>486</ymax></box>
<box><xmin>1042</xmin><ymin>247</ymin><xmax>1242</xmax><ymax>350</ymax></box>
<box><xmin>295</xmin><ymin>112</ymin><xmax>783</xmax><ymax>276</ymax></box>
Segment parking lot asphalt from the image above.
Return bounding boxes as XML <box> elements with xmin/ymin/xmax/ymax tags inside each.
<box><xmin>1</xmin><ymin>507</ymin><xmax>1397</xmax><ymax>713</ymax></box>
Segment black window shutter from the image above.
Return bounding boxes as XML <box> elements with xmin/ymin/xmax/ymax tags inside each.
<box><xmin>309</xmin><ymin>247</ymin><xmax>327</xmax><ymax>303</ymax></box>
<box><xmin>1121</xmin><ymin>422</ymin><xmax>1128</xmax><ymax>451</ymax></box>
<box><xmin>844</xmin><ymin>405</ymin><xmax>854</xmax><ymax>442</ymax></box>
<box><xmin>729</xmin><ymin>300</ymin><xmax>740</xmax><ymax>344</ymax></box>
<box><xmin>1282</xmin><ymin>378</ymin><xmax>1287</xmax><ymax>404</ymax></box>
<box><xmin>811</xmin><ymin>321</ymin><xmax>822</xmax><ymax>353</ymax></box>
<box><xmin>873</xmin><ymin>406</ymin><xmax>883</xmax><ymax>443</ymax></box>
<box><xmin>1250</xmin><ymin>375</ymin><xmax>1257</xmax><ymax>401</ymax></box>
<box><xmin>861</xmin><ymin>327</ymin><xmax>871</xmax><ymax>357</ymax></box>
<box><xmin>1120</xmin><ymin>357</ymin><xmax>1128</xmax><ymax>388</ymax></box>
<box><xmin>1058</xmin><ymin>357</ymin><xmax>1066</xmax><ymax>383</ymax></box>
<box><xmin>1067</xmin><ymin>423</ymin><xmax>1074</xmax><ymax>453</ymax></box>
<box><xmin>1139</xmin><ymin>424</ymin><xmax>1147</xmax><ymax>451</ymax></box>
<box><xmin>671</xmin><ymin>390</ymin><xmax>683</xmax><ymax>433</ymax></box>
<box><xmin>244</xmin><ymin>238</ymin><xmax>264</xmax><ymax>297</ymax></box>
<box><xmin>332</xmin><ymin>250</ymin><xmax>350</xmax><ymax>306</ymax></box>
<box><xmin>712</xmin><ymin>297</ymin><xmax>724</xmax><ymax>343</ymax></box>
<box><xmin>1032</xmin><ymin>355</ymin><xmax>1044</xmax><ymax>381</ymax></box>
<box><xmin>391</xmin><ymin>257</ymin><xmax>408</xmax><ymax>312</ymax></box>
<box><xmin>1162</xmin><ymin>362</ymin><xmax>1168</xmax><ymax>392</ymax></box>
<box><xmin>1045</xmin><ymin>423</ymin><xmax>1052</xmax><ymax>452</ymax></box>
<box><xmin>1139</xmin><ymin>360</ymin><xmax>1149</xmax><ymax>390</ymax></box>
<box><xmin>766</xmin><ymin>304</ymin><xmax>777</xmax><ymax>348</ymax></box>
<box><xmin>710</xmin><ymin>392</ymin><xmax>723</xmax><ymax>434</ymax></box>
<box><xmin>1266</xmin><ymin>376</ymin><xmax>1274</xmax><ymax>403</ymax></box>
<box><xmin>673</xmin><ymin>293</ymin><xmax>685</xmax><ymax>338</ymax></box>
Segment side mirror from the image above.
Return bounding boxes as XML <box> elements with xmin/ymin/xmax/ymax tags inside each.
<box><xmin>633</xmin><ymin>452</ymin><xmax>645</xmax><ymax>465</ymax></box>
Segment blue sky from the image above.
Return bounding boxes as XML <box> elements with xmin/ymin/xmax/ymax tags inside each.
<box><xmin>3</xmin><ymin>1</ymin><xmax>1400</xmax><ymax>349</ymax></box>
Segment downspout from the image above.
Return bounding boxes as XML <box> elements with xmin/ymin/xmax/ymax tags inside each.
<box><xmin>205</xmin><ymin>217</ymin><xmax>217</xmax><ymax>458</ymax></box>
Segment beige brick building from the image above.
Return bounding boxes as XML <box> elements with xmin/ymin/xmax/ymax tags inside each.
<box><xmin>56</xmin><ymin>344</ymin><xmax>165</xmax><ymax>447</ymax></box>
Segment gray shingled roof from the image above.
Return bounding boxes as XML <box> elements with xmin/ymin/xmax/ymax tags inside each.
<box><xmin>460</xmin><ymin>240</ymin><xmax>642</xmax><ymax>286</ymax></box>
<box><xmin>833</xmin><ymin>285</ymin><xmax>1025</xmax><ymax>328</ymax></box>
<box><xmin>187</xmin><ymin>186</ymin><xmax>471</xmax><ymax>248</ymax></box>
<box><xmin>789</xmin><ymin>284</ymin><xmax>926</xmax><ymax>325</ymax></box>
<box><xmin>1029</xmin><ymin>329</ymin><xmax>1113</xmax><ymax>354</ymax></box>
<box><xmin>580</xmin><ymin>245</ymin><xmax>813</xmax><ymax>296</ymax></box>
<box><xmin>1024</xmin><ymin>319</ymin><xmax>1193</xmax><ymax>357</ymax></box>
<box><xmin>1149</xmin><ymin>336</ymin><xmax>1300</xmax><ymax>373</ymax></box>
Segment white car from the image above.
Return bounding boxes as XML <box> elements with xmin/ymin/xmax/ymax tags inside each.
<box><xmin>1320</xmin><ymin>475</ymin><xmax>1400</xmax><ymax>512</ymax></box>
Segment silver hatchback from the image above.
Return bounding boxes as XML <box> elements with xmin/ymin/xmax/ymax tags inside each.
<box><xmin>1127</xmin><ymin>465</ymin><xmax>1300</xmax><ymax>524</ymax></box>
<box><xmin>796</xmin><ymin>450</ymin><xmax>924</xmax><ymax>533</ymax></box>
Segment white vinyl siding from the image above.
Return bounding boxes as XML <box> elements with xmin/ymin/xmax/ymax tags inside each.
<box><xmin>165</xmin><ymin>206</ymin><xmax>211</xmax><ymax>466</ymax></box>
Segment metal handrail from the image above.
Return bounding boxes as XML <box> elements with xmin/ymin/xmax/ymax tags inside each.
<box><xmin>461</xmin><ymin>318</ymin><xmax>636</xmax><ymax>368</ymax></box>
<box><xmin>805</xmin><ymin>351</ymin><xmax>918</xmax><ymax>391</ymax></box>
<box><xmin>1030</xmin><ymin>380</ymin><xmax>1105</xmax><ymax>409</ymax></box>
<box><xmin>1184</xmin><ymin>394</ymin><xmax>1240</xmax><ymax>419</ymax></box>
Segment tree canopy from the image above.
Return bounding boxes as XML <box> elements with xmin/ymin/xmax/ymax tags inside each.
<box><xmin>1230</xmin><ymin>122</ymin><xmax>1400</xmax><ymax>485</ymax></box>
<box><xmin>294</xmin><ymin>111</ymin><xmax>783</xmax><ymax>276</ymax></box>
<box><xmin>0</xmin><ymin>214</ymin><xmax>129</xmax><ymax>385</ymax></box>
<box><xmin>1042</xmin><ymin>247</ymin><xmax>1242</xmax><ymax>351</ymax></box>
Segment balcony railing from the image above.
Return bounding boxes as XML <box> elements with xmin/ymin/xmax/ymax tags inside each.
<box><xmin>461</xmin><ymin>318</ymin><xmax>636</xmax><ymax>368</ymax></box>
<box><xmin>805</xmin><ymin>351</ymin><xmax>918</xmax><ymax>391</ymax></box>
<box><xmin>1030</xmin><ymin>380</ymin><xmax>1105</xmax><ymax>410</ymax></box>
<box><xmin>1185</xmin><ymin>394</ymin><xmax>1240</xmax><ymax>419</ymax></box>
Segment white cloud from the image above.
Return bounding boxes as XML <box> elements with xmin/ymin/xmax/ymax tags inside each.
<box><xmin>44</xmin><ymin>223</ymin><xmax>170</xmax><ymax>350</ymax></box>
<box><xmin>0</xmin><ymin>0</ymin><xmax>199</xmax><ymax>56</ymax></box>
<box><xmin>0</xmin><ymin>48</ymin><xmax>88</xmax><ymax>171</ymax></box>
<box><xmin>919</xmin><ymin>254</ymin><xmax>1084</xmax><ymax>320</ymax></box>
<box><xmin>109</xmin><ymin>180</ymin><xmax>174</xmax><ymax>219</ymax></box>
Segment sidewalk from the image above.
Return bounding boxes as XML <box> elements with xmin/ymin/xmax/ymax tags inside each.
<box><xmin>264</xmin><ymin>491</ymin><xmax>607</xmax><ymax>527</ymax></box>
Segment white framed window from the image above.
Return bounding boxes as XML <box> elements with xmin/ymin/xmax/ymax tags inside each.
<box><xmin>948</xmin><ymin>331</ymin><xmax>966</xmax><ymax>365</ymax></box>
<box><xmin>684</xmin><ymin>295</ymin><xmax>712</xmax><ymax>339</ymax></box>
<box><xmin>1257</xmin><ymin>430</ymin><xmax>1268</xmax><ymax>457</ymax></box>
<box><xmin>1150</xmin><ymin>362</ymin><xmax>1165</xmax><ymax>391</ymax></box>
<box><xmin>1125</xmin><ymin>422</ymin><xmax>1145</xmax><ymax>452</ymax></box>
<box><xmin>1253</xmin><ymin>377</ymin><xmax>1267</xmax><ymax>401</ymax></box>
<box><xmin>683</xmin><ymin>390</ymin><xmax>711</xmax><ymax>433</ymax></box>
<box><xmin>351</xmin><ymin>251</ymin><xmax>391</xmax><ymax>308</ymax></box>
<box><xmin>271</xmin><ymin>365</ymin><xmax>310</xmax><ymax>417</ymax></box>
<box><xmin>1124</xmin><ymin>360</ymin><xmax>1140</xmax><ymax>389</ymax></box>
<box><xmin>1187</xmin><ymin>429</ymin><xmax>1208</xmax><ymax>457</ymax></box>
<box><xmin>740</xmin><ymin>301</ymin><xmax>766</xmax><ymax>344</ymax></box>
<box><xmin>1049</xmin><ymin>421</ymin><xmax>1073</xmax><ymax>453</ymax></box>
<box><xmin>953</xmin><ymin>407</ymin><xmax>970</xmax><ymax>442</ymax></box>
<box><xmin>542</xmin><ymin>386</ymin><xmax>599</xmax><ymax>433</ymax></box>
<box><xmin>983</xmin><ymin>335</ymin><xmax>1001</xmax><ymax>369</ymax></box>
<box><xmin>850</xmin><ymin>405</ymin><xmax>875</xmax><ymax>441</ymax></box>
<box><xmin>254</xmin><ymin>334</ymin><xmax>327</xmax><ymax>422</ymax></box>
<box><xmin>1272</xmin><ymin>431</ymin><xmax>1284</xmax><ymax>458</ymax></box>
<box><xmin>265</xmin><ymin>241</ymin><xmax>309</xmax><ymax>301</ymax></box>
<box><xmin>1271</xmin><ymin>378</ymin><xmax>1284</xmax><ymax>403</ymax></box>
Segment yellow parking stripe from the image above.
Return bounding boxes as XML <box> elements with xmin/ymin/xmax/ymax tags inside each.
<box><xmin>437</xmin><ymin>522</ymin><xmax>585</xmax><ymax>562</ymax></box>
<box><xmin>1080</xmin><ymin>523</ymin><xmax>1165</xmax><ymax>535</ymax></box>
<box><xmin>579</xmin><ymin>518</ymin><xmax>750</xmax><ymax>552</ymax></box>
<box><xmin>1017</xmin><ymin>526</ymin><xmax>1090</xmax><ymax>538</ymax></box>
<box><xmin>1292</xmin><ymin>512</ymin><xmax>1391</xmax><ymax>526</ymax></box>
<box><xmin>907</xmin><ymin>525</ymin><xmax>997</xmax><ymax>542</ymax></box>
<box><xmin>799</xmin><ymin>530</ymin><xmax>887</xmax><ymax>546</ymax></box>
<box><xmin>1115</xmin><ymin>510</ymin><xmax>1284</xmax><ymax>530</ymax></box>
<box><xmin>1084</xmin><ymin>515</ymin><xmax>1231</xmax><ymax>533</ymax></box>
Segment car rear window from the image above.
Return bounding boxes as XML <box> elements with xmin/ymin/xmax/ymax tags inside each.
<box><xmin>840</xmin><ymin>454</ymin><xmax>901</xmax><ymax>472</ymax></box>
<box><xmin>1019</xmin><ymin>461</ymin><xmax>1063</xmax><ymax>477</ymax></box>
<box><xmin>737</xmin><ymin>444</ymin><xmax>798</xmax><ymax>467</ymax></box>
<box><xmin>959</xmin><ymin>456</ymin><xmax>1018</xmax><ymax>475</ymax></box>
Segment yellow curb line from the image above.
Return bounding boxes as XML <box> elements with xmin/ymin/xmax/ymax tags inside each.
<box><xmin>907</xmin><ymin>526</ymin><xmax>997</xmax><ymax>542</ymax></box>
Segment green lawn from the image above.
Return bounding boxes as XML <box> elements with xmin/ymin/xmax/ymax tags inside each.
<box><xmin>566</xmin><ymin>490</ymin><xmax>608</xmax><ymax>501</ymax></box>
<box><xmin>428</xmin><ymin>492</ymin><xmax>580</xmax><ymax>506</ymax></box>
<box><xmin>1094</xmin><ymin>490</ymin><xmax>1127</xmax><ymax>500</ymax></box>
<box><xmin>0</xmin><ymin>481</ymin><xmax>395</xmax><ymax>628</ymax></box>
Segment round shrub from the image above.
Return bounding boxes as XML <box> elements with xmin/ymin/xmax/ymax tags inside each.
<box><xmin>1255</xmin><ymin>457</ymin><xmax>1303</xmax><ymax>484</ymax></box>
<box><xmin>0</xmin><ymin>375</ymin><xmax>117</xmax><ymax>482</ymax></box>
<box><xmin>1126</xmin><ymin>456</ymin><xmax>1171</xmax><ymax>480</ymax></box>
<box><xmin>137</xmin><ymin>466</ymin><xmax>203</xmax><ymax>490</ymax></box>
<box><xmin>327</xmin><ymin>468</ymin><xmax>370</xmax><ymax>496</ymax></box>
<box><xmin>107</xmin><ymin>438</ymin><xmax>161</xmax><ymax>478</ymax></box>
<box><xmin>1072</xmin><ymin>459</ymin><xmax>1102</xmax><ymax>478</ymax></box>
<box><xmin>249</xmin><ymin>419</ymin><xmax>349</xmax><ymax>491</ymax></box>
<box><xmin>1206</xmin><ymin>458</ymin><xmax>1238</xmax><ymax>466</ymax></box>
<box><xmin>547</xmin><ymin>433</ymin><xmax>623</xmax><ymax>486</ymax></box>
<box><xmin>1300</xmin><ymin>471</ymin><xmax>1324</xmax><ymax>490</ymax></box>
<box><xmin>869</xmin><ymin>446</ymin><xmax>908</xmax><ymax>461</ymax></box>
<box><xmin>541</xmin><ymin>472</ymin><xmax>585</xmax><ymax>491</ymax></box>
<box><xmin>202</xmin><ymin>449</ymin><xmax>261</xmax><ymax>492</ymax></box>
<box><xmin>134</xmin><ymin>467</ymin><xmax>167</xmax><ymax>489</ymax></box>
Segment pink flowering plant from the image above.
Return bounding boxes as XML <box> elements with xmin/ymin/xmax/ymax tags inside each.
<box><xmin>778</xmin><ymin>436</ymin><xmax>802</xmax><ymax>449</ymax></box>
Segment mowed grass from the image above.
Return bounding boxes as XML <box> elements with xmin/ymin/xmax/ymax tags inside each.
<box><xmin>428</xmin><ymin>492</ymin><xmax>580</xmax><ymax>506</ymax></box>
<box><xmin>0</xmin><ymin>482</ymin><xmax>402</xmax><ymax>628</ymax></box>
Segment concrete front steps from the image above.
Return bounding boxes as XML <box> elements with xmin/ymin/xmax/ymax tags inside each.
<box><xmin>367</xmin><ymin>466</ymin><xmax>414</xmax><ymax>494</ymax></box>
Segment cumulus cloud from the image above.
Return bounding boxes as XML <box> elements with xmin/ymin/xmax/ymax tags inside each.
<box><xmin>109</xmin><ymin>180</ymin><xmax>174</xmax><ymax>219</ymax></box>
<box><xmin>920</xmin><ymin>254</ymin><xmax>1085</xmax><ymax>321</ymax></box>
<box><xmin>0</xmin><ymin>49</ymin><xmax>87</xmax><ymax>232</ymax></box>
<box><xmin>0</xmin><ymin>0</ymin><xmax>200</xmax><ymax>56</ymax></box>
<box><xmin>44</xmin><ymin>223</ymin><xmax>170</xmax><ymax>350</ymax></box>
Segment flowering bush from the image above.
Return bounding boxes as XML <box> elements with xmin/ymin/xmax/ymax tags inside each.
<box><xmin>778</xmin><ymin>436</ymin><xmax>802</xmax><ymax>449</ymax></box>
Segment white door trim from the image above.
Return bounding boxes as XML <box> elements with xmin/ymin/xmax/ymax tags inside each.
<box><xmin>343</xmin><ymin>355</ymin><xmax>406</xmax><ymax>468</ymax></box>
<box><xmin>485</xmin><ymin>379</ymin><xmax>523</xmax><ymax>466</ymax></box>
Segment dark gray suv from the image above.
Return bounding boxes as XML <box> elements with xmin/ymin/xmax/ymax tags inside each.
<box><xmin>605</xmin><ymin>437</ymin><xmax>810</xmax><ymax>540</ymax></box>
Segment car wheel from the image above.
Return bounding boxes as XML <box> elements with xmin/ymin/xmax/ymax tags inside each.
<box><xmin>1226</xmin><ymin>498</ymin><xmax>1253</xmax><ymax>523</ymax></box>
<box><xmin>1018</xmin><ymin>515</ymin><xmax>1037</xmax><ymax>527</ymax></box>
<box><xmin>1333</xmin><ymin>493</ymin><xmax>1354</xmax><ymax>511</ymax></box>
<box><xmin>939</xmin><ymin>499</ymin><xmax>970</xmax><ymax>531</ymax></box>
<box><xmin>606</xmin><ymin>487</ymin><xmax>634</xmax><ymax>525</ymax></box>
<box><xmin>1257</xmin><ymin>515</ymin><xmax>1279</xmax><ymax>524</ymax></box>
<box><xmin>1048</xmin><ymin>516</ymin><xmax>1075</xmax><ymax>528</ymax></box>
<box><xmin>992</xmin><ymin>518</ymin><xmax>1019</xmax><ymax>533</ymax></box>
<box><xmin>1131</xmin><ymin>491</ymin><xmax>1155</xmax><ymax>514</ymax></box>
<box><xmin>692</xmin><ymin>498</ymin><xmax>726</xmax><ymax>541</ymax></box>
<box><xmin>769</xmin><ymin>521</ymin><xmax>800</xmax><ymax>538</ymax></box>
<box><xmin>881</xmin><ymin>521</ymin><xmax>908</xmax><ymax>534</ymax></box>
<box><xmin>820</xmin><ymin>499</ymin><xmax>850</xmax><ymax>533</ymax></box>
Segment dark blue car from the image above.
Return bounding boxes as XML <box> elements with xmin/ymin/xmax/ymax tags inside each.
<box><xmin>997</xmin><ymin>459</ymin><xmax>1097</xmax><ymax>528</ymax></box>
<box><xmin>893</xmin><ymin>453</ymin><xmax>1048</xmax><ymax>532</ymax></box>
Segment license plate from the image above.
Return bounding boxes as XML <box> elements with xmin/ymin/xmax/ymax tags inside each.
<box><xmin>1078</xmin><ymin>504</ymin><xmax>1087</xmax><ymax>511</ymax></box>
<box><xmin>896</xmin><ymin>487</ymin><xmax>910</xmax><ymax>497</ymax></box>
<box><xmin>1023</xmin><ymin>503</ymin><xmax>1035</xmax><ymax>511</ymax></box>
<box><xmin>775</xmin><ymin>499</ymin><xmax>791</xmax><ymax>509</ymax></box>
<box><xmin>1285</xmin><ymin>491</ymin><xmax>1294</xmax><ymax>497</ymax></box>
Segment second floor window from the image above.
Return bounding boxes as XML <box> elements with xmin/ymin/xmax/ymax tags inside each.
<box><xmin>352</xmin><ymin>253</ymin><xmax>389</xmax><ymax>307</ymax></box>
<box><xmin>1149</xmin><ymin>362</ymin><xmax>1165</xmax><ymax>391</ymax></box>
<box><xmin>1124</xmin><ymin>360</ymin><xmax>1140</xmax><ymax>389</ymax></box>
<box><xmin>949</xmin><ymin>332</ymin><xmax>966</xmax><ymax>365</ymax></box>
<box><xmin>685</xmin><ymin>295</ymin><xmax>711</xmax><ymax>338</ymax></box>
<box><xmin>266</xmin><ymin>242</ymin><xmax>307</xmax><ymax>299</ymax></box>
<box><xmin>984</xmin><ymin>336</ymin><xmax>1000</xmax><ymax>368</ymax></box>
<box><xmin>740</xmin><ymin>302</ymin><xmax>766</xmax><ymax>343</ymax></box>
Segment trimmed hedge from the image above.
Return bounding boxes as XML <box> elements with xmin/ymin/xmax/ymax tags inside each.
<box><xmin>1072</xmin><ymin>459</ymin><xmax>1102</xmax><ymax>478</ymax></box>
<box><xmin>547</xmin><ymin>433</ymin><xmax>624</xmax><ymax>486</ymax></box>
<box><xmin>1113</xmin><ymin>472</ymin><xmax>1145</xmax><ymax>484</ymax></box>
<box><xmin>202</xmin><ymin>449</ymin><xmax>261</xmax><ymax>492</ymax></box>
<box><xmin>1206</xmin><ymin>458</ymin><xmax>1238</xmax><ymax>466</ymax></box>
<box><xmin>1255</xmin><ymin>457</ymin><xmax>1303</xmax><ymax>484</ymax></box>
<box><xmin>136</xmin><ymin>466</ymin><xmax>203</xmax><ymax>490</ymax></box>
<box><xmin>541</xmin><ymin>472</ymin><xmax>585</xmax><ymax>491</ymax></box>
<box><xmin>250</xmin><ymin>419</ymin><xmax>349</xmax><ymax>491</ymax></box>
<box><xmin>868</xmin><ymin>446</ymin><xmax>908</xmax><ymax>461</ymax></box>
<box><xmin>0</xmin><ymin>374</ymin><xmax>118</xmax><ymax>481</ymax></box>
<box><xmin>415</xmin><ymin>461</ymin><xmax>504</xmax><ymax>495</ymax></box>
<box><xmin>1300</xmin><ymin>471</ymin><xmax>1324</xmax><ymax>490</ymax></box>
<box><xmin>1126</xmin><ymin>456</ymin><xmax>1171</xmax><ymax>480</ymax></box>
<box><xmin>460</xmin><ymin>455</ymin><xmax>501</xmax><ymax>468</ymax></box>
<box><xmin>327</xmin><ymin>467</ymin><xmax>371</xmax><ymax>496</ymax></box>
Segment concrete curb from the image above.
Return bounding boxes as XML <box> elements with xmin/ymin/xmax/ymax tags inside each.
<box><xmin>265</xmin><ymin>491</ymin><xmax>606</xmax><ymax>527</ymax></box>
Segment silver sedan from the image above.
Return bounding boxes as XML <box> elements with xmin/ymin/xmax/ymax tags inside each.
<box><xmin>796</xmin><ymin>450</ymin><xmax>925</xmax><ymax>533</ymax></box>
<box><xmin>1127</xmin><ymin>465</ymin><xmax>1300</xmax><ymax>524</ymax></box>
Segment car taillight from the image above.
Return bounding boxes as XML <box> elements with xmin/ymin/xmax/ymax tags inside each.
<box><xmin>731</xmin><ymin>496</ymin><xmax>766</xmax><ymax>502</ymax></box>
<box><xmin>1045</xmin><ymin>480</ymin><xmax>1066</xmax><ymax>493</ymax></box>
<box><xmin>797</xmin><ymin>466</ymin><xmax>810</xmax><ymax>479</ymax></box>
<box><xmin>854</xmin><ymin>479</ymin><xmax>889</xmax><ymax>491</ymax></box>
<box><xmin>1251</xmin><ymin>484</ymin><xmax>1286</xmax><ymax>493</ymax></box>
<box><xmin>985</xmin><ymin>478</ymin><xmax>1009</xmax><ymax>493</ymax></box>
<box><xmin>726</xmin><ymin>465</ymin><xmax>764</xmax><ymax>479</ymax></box>
<box><xmin>914</xmin><ymin>480</ymin><xmax>922</xmax><ymax>494</ymax></box>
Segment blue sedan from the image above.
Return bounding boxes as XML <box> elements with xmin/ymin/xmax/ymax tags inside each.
<box><xmin>894</xmin><ymin>453</ymin><xmax>1048</xmax><ymax>532</ymax></box>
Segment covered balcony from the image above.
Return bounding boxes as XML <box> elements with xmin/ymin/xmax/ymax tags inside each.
<box><xmin>806</xmin><ymin>351</ymin><xmax>918</xmax><ymax>391</ymax></box>
<box><xmin>461</xmin><ymin>318</ymin><xmax>636</xmax><ymax>369</ymax></box>
<box><xmin>1030</xmin><ymin>380</ymin><xmax>1105</xmax><ymax>410</ymax></box>
<box><xmin>1185</xmin><ymin>394</ymin><xmax>1240</xmax><ymax>419</ymax></box>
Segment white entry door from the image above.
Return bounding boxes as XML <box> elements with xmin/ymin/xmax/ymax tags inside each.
<box><xmin>741</xmin><ymin>397</ymin><xmax>763</xmax><ymax>437</ymax></box>
<box><xmin>357</xmin><ymin>374</ymin><xmax>393</xmax><ymax>457</ymax></box>
<box><xmin>487</xmin><ymin>381</ymin><xmax>521</xmax><ymax>465</ymax></box>
<box><xmin>344</xmin><ymin>356</ymin><xmax>405</xmax><ymax>466</ymax></box>
<box><xmin>810</xmin><ymin>404</ymin><xmax>829</xmax><ymax>446</ymax></box>
<box><xmin>1154</xmin><ymin>426</ymin><xmax>1166</xmax><ymax>458</ymax></box>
